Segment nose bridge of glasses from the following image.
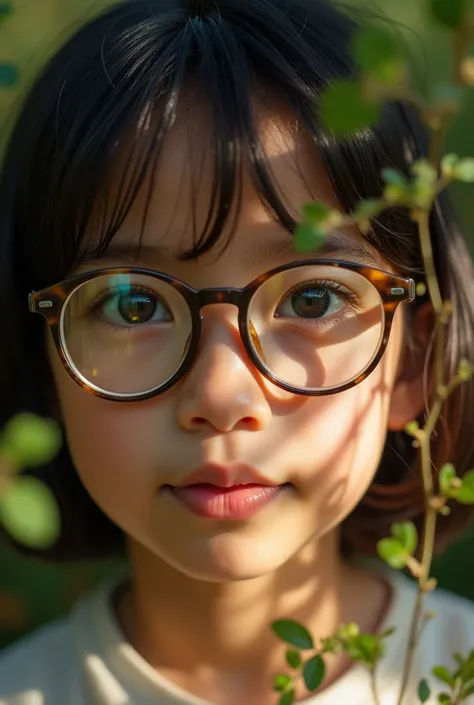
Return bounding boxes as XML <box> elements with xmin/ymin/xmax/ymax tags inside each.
<box><xmin>197</xmin><ymin>288</ymin><xmax>242</xmax><ymax>309</ymax></box>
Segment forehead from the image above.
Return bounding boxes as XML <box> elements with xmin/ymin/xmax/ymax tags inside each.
<box><xmin>81</xmin><ymin>100</ymin><xmax>378</xmax><ymax>272</ymax></box>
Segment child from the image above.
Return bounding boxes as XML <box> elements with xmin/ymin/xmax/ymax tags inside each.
<box><xmin>0</xmin><ymin>0</ymin><xmax>473</xmax><ymax>703</ymax></box>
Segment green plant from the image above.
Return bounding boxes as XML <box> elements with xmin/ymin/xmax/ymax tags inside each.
<box><xmin>272</xmin><ymin>1</ymin><xmax>474</xmax><ymax>703</ymax></box>
<box><xmin>0</xmin><ymin>414</ymin><xmax>62</xmax><ymax>548</ymax></box>
<box><xmin>0</xmin><ymin>3</ymin><xmax>62</xmax><ymax>550</ymax></box>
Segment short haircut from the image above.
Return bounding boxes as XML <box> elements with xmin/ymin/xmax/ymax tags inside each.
<box><xmin>1</xmin><ymin>0</ymin><xmax>473</xmax><ymax>561</ymax></box>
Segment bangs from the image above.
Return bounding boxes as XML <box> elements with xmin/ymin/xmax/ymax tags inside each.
<box><xmin>12</xmin><ymin>0</ymin><xmax>424</xmax><ymax>294</ymax></box>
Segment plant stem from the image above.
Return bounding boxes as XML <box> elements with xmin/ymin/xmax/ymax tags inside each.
<box><xmin>395</xmin><ymin>205</ymin><xmax>447</xmax><ymax>705</ymax></box>
<box><xmin>370</xmin><ymin>666</ymin><xmax>380</xmax><ymax>705</ymax></box>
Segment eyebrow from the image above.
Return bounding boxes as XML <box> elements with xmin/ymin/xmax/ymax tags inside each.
<box><xmin>82</xmin><ymin>230</ymin><xmax>378</xmax><ymax>269</ymax></box>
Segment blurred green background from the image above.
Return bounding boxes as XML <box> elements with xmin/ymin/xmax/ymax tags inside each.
<box><xmin>1</xmin><ymin>0</ymin><xmax>474</xmax><ymax>652</ymax></box>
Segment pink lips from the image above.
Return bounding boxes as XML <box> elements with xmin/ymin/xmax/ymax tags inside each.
<box><xmin>165</xmin><ymin>464</ymin><xmax>284</xmax><ymax>520</ymax></box>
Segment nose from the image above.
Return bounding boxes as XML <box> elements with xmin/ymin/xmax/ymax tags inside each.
<box><xmin>176</xmin><ymin>307</ymin><xmax>272</xmax><ymax>433</ymax></box>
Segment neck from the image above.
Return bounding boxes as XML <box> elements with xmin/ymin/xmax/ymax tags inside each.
<box><xmin>116</xmin><ymin>532</ymin><xmax>389</xmax><ymax>703</ymax></box>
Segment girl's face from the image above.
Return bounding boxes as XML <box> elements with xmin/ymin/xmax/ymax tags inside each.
<box><xmin>48</xmin><ymin>109</ymin><xmax>421</xmax><ymax>581</ymax></box>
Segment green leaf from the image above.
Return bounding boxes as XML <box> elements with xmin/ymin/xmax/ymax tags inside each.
<box><xmin>432</xmin><ymin>666</ymin><xmax>455</xmax><ymax>687</ymax></box>
<box><xmin>412</xmin><ymin>159</ymin><xmax>438</xmax><ymax>185</ymax></box>
<box><xmin>441</xmin><ymin>154</ymin><xmax>460</xmax><ymax>178</ymax></box>
<box><xmin>458</xmin><ymin>359</ymin><xmax>474</xmax><ymax>381</ymax></box>
<box><xmin>1</xmin><ymin>413</ymin><xmax>61</xmax><ymax>469</ymax></box>
<box><xmin>303</xmin><ymin>655</ymin><xmax>325</xmax><ymax>691</ymax></box>
<box><xmin>439</xmin><ymin>463</ymin><xmax>457</xmax><ymax>494</ymax></box>
<box><xmin>437</xmin><ymin>693</ymin><xmax>451</xmax><ymax>704</ymax></box>
<box><xmin>293</xmin><ymin>222</ymin><xmax>327</xmax><ymax>254</ymax></box>
<box><xmin>0</xmin><ymin>476</ymin><xmax>60</xmax><ymax>548</ymax></box>
<box><xmin>405</xmin><ymin>420</ymin><xmax>420</xmax><ymax>436</ymax></box>
<box><xmin>353</xmin><ymin>199</ymin><xmax>384</xmax><ymax>219</ymax></box>
<box><xmin>302</xmin><ymin>202</ymin><xmax>332</xmax><ymax>224</ymax></box>
<box><xmin>337</xmin><ymin>623</ymin><xmax>360</xmax><ymax>640</ymax></box>
<box><xmin>461</xmin><ymin>684</ymin><xmax>474</xmax><ymax>698</ymax></box>
<box><xmin>392</xmin><ymin>521</ymin><xmax>418</xmax><ymax>555</ymax></box>
<box><xmin>0</xmin><ymin>4</ymin><xmax>12</xmax><ymax>16</ymax></box>
<box><xmin>274</xmin><ymin>674</ymin><xmax>292</xmax><ymax>692</ymax></box>
<box><xmin>286</xmin><ymin>650</ymin><xmax>301</xmax><ymax>669</ymax></box>
<box><xmin>382</xmin><ymin>168</ymin><xmax>408</xmax><ymax>187</ymax></box>
<box><xmin>0</xmin><ymin>62</ymin><xmax>19</xmax><ymax>88</ymax></box>
<box><xmin>453</xmin><ymin>470</ymin><xmax>474</xmax><ymax>505</ymax></box>
<box><xmin>430</xmin><ymin>0</ymin><xmax>467</xmax><ymax>29</ymax></box>
<box><xmin>344</xmin><ymin>633</ymin><xmax>382</xmax><ymax>665</ymax></box>
<box><xmin>320</xmin><ymin>81</ymin><xmax>381</xmax><ymax>138</ymax></box>
<box><xmin>352</xmin><ymin>27</ymin><xmax>401</xmax><ymax>76</ymax></box>
<box><xmin>453</xmin><ymin>158</ymin><xmax>474</xmax><ymax>183</ymax></box>
<box><xmin>278</xmin><ymin>689</ymin><xmax>295</xmax><ymax>705</ymax></box>
<box><xmin>376</xmin><ymin>537</ymin><xmax>407</xmax><ymax>569</ymax></box>
<box><xmin>272</xmin><ymin>620</ymin><xmax>314</xmax><ymax>649</ymax></box>
<box><xmin>418</xmin><ymin>678</ymin><xmax>431</xmax><ymax>703</ymax></box>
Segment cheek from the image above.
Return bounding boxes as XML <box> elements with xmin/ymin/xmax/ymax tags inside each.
<box><xmin>48</xmin><ymin>345</ymin><xmax>161</xmax><ymax>519</ymax></box>
<box><xmin>285</xmin><ymin>314</ymin><xmax>404</xmax><ymax>528</ymax></box>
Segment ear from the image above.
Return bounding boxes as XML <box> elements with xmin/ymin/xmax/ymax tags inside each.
<box><xmin>388</xmin><ymin>301</ymin><xmax>433</xmax><ymax>432</ymax></box>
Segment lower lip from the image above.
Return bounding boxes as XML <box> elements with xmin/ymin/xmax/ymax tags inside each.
<box><xmin>167</xmin><ymin>484</ymin><xmax>284</xmax><ymax>520</ymax></box>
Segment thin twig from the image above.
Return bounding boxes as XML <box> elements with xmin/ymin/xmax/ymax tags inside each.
<box><xmin>369</xmin><ymin>666</ymin><xmax>380</xmax><ymax>705</ymax></box>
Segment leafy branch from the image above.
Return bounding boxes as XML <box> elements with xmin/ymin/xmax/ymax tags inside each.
<box><xmin>0</xmin><ymin>414</ymin><xmax>62</xmax><ymax>548</ymax></box>
<box><xmin>272</xmin><ymin>1</ymin><xmax>474</xmax><ymax>703</ymax></box>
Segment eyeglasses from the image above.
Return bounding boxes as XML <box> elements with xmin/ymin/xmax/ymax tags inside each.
<box><xmin>28</xmin><ymin>260</ymin><xmax>416</xmax><ymax>402</ymax></box>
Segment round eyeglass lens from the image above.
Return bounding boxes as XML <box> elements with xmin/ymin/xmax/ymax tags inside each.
<box><xmin>60</xmin><ymin>273</ymin><xmax>192</xmax><ymax>397</ymax></box>
<box><xmin>247</xmin><ymin>264</ymin><xmax>385</xmax><ymax>392</ymax></box>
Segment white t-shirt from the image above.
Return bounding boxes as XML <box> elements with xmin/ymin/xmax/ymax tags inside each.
<box><xmin>0</xmin><ymin>570</ymin><xmax>473</xmax><ymax>705</ymax></box>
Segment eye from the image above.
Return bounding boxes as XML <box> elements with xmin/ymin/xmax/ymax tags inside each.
<box><xmin>275</xmin><ymin>282</ymin><xmax>347</xmax><ymax>321</ymax></box>
<box><xmin>99</xmin><ymin>287</ymin><xmax>173</xmax><ymax>326</ymax></box>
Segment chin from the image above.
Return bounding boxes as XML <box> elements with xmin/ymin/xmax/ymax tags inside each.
<box><xmin>153</xmin><ymin>532</ymin><xmax>297</xmax><ymax>583</ymax></box>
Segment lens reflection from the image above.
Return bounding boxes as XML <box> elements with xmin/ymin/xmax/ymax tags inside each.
<box><xmin>247</xmin><ymin>265</ymin><xmax>384</xmax><ymax>391</ymax></box>
<box><xmin>61</xmin><ymin>273</ymin><xmax>191</xmax><ymax>396</ymax></box>
<box><xmin>60</xmin><ymin>266</ymin><xmax>384</xmax><ymax>397</ymax></box>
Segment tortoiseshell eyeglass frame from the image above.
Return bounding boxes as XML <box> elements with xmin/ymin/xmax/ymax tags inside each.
<box><xmin>28</xmin><ymin>260</ymin><xmax>416</xmax><ymax>402</ymax></box>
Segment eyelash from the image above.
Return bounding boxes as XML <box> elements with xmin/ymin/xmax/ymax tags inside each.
<box><xmin>86</xmin><ymin>285</ymin><xmax>166</xmax><ymax>325</ymax></box>
<box><xmin>276</xmin><ymin>280</ymin><xmax>360</xmax><ymax>324</ymax></box>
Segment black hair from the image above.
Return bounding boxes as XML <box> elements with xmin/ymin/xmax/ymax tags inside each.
<box><xmin>1</xmin><ymin>0</ymin><xmax>473</xmax><ymax>560</ymax></box>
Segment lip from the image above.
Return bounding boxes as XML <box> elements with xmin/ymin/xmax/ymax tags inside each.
<box><xmin>164</xmin><ymin>463</ymin><xmax>286</xmax><ymax>520</ymax></box>
<box><xmin>173</xmin><ymin>463</ymin><xmax>276</xmax><ymax>489</ymax></box>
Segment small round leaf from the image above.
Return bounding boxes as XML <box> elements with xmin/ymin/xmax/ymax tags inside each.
<box><xmin>0</xmin><ymin>63</ymin><xmax>18</xmax><ymax>87</ymax></box>
<box><xmin>453</xmin><ymin>470</ymin><xmax>474</xmax><ymax>504</ymax></box>
<box><xmin>418</xmin><ymin>678</ymin><xmax>431</xmax><ymax>703</ymax></box>
<box><xmin>376</xmin><ymin>538</ymin><xmax>407</xmax><ymax>569</ymax></box>
<box><xmin>303</xmin><ymin>655</ymin><xmax>325</xmax><ymax>691</ymax></box>
<box><xmin>274</xmin><ymin>674</ymin><xmax>292</xmax><ymax>692</ymax></box>
<box><xmin>454</xmin><ymin>158</ymin><xmax>474</xmax><ymax>183</ymax></box>
<box><xmin>352</xmin><ymin>27</ymin><xmax>401</xmax><ymax>77</ymax></box>
<box><xmin>286</xmin><ymin>650</ymin><xmax>301</xmax><ymax>669</ymax></box>
<box><xmin>0</xmin><ymin>477</ymin><xmax>60</xmax><ymax>548</ymax></box>
<box><xmin>431</xmin><ymin>666</ymin><xmax>454</xmax><ymax>686</ymax></box>
<box><xmin>302</xmin><ymin>202</ymin><xmax>332</xmax><ymax>224</ymax></box>
<box><xmin>320</xmin><ymin>81</ymin><xmax>381</xmax><ymax>138</ymax></box>
<box><xmin>272</xmin><ymin>620</ymin><xmax>314</xmax><ymax>649</ymax></box>
<box><xmin>2</xmin><ymin>414</ymin><xmax>61</xmax><ymax>469</ymax></box>
<box><xmin>294</xmin><ymin>222</ymin><xmax>327</xmax><ymax>254</ymax></box>
<box><xmin>278</xmin><ymin>690</ymin><xmax>295</xmax><ymax>705</ymax></box>
<box><xmin>439</xmin><ymin>463</ymin><xmax>457</xmax><ymax>494</ymax></box>
<box><xmin>392</xmin><ymin>521</ymin><xmax>418</xmax><ymax>555</ymax></box>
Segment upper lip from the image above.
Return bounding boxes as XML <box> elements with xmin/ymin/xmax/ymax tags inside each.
<box><xmin>171</xmin><ymin>463</ymin><xmax>277</xmax><ymax>489</ymax></box>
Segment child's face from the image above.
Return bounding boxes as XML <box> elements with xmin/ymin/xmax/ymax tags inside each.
<box><xmin>47</xmin><ymin>108</ymin><xmax>419</xmax><ymax>581</ymax></box>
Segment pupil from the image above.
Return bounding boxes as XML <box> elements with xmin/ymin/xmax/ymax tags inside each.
<box><xmin>118</xmin><ymin>294</ymin><xmax>157</xmax><ymax>324</ymax></box>
<box><xmin>292</xmin><ymin>288</ymin><xmax>329</xmax><ymax>318</ymax></box>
